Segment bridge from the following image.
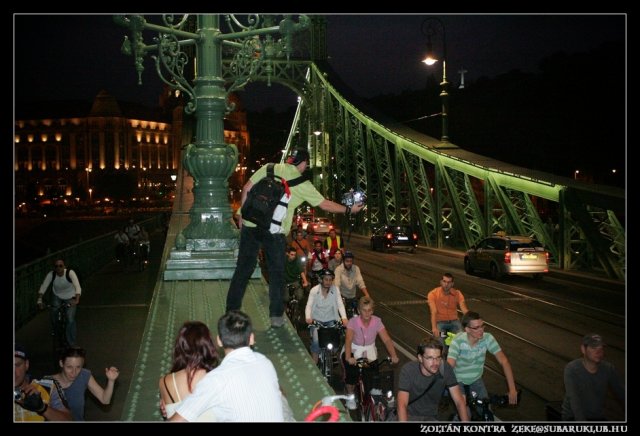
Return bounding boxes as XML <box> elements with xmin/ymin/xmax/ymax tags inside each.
<box><xmin>15</xmin><ymin>15</ymin><xmax>625</xmax><ymax>422</ymax></box>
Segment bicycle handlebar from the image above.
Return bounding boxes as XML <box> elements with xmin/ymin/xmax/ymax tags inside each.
<box><xmin>355</xmin><ymin>355</ymin><xmax>392</xmax><ymax>368</ymax></box>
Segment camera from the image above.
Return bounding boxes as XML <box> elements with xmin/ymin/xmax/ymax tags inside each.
<box><xmin>14</xmin><ymin>389</ymin><xmax>23</xmax><ymax>401</ymax></box>
<box><xmin>341</xmin><ymin>189</ymin><xmax>366</xmax><ymax>207</ymax></box>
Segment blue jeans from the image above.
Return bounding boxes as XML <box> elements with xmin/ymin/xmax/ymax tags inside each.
<box><xmin>437</xmin><ymin>319</ymin><xmax>462</xmax><ymax>346</ymax></box>
<box><xmin>50</xmin><ymin>293</ymin><xmax>77</xmax><ymax>346</ymax></box>
<box><xmin>226</xmin><ymin>225</ymin><xmax>286</xmax><ymax>318</ymax></box>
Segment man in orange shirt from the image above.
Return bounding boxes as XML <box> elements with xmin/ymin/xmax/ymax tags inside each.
<box><xmin>427</xmin><ymin>273</ymin><xmax>469</xmax><ymax>346</ymax></box>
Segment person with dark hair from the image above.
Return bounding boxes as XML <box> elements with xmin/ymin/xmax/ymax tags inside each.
<box><xmin>227</xmin><ymin>147</ymin><xmax>364</xmax><ymax>329</ymax></box>
<box><xmin>50</xmin><ymin>346</ymin><xmax>120</xmax><ymax>421</ymax></box>
<box><xmin>14</xmin><ymin>344</ymin><xmax>72</xmax><ymax>421</ymax></box>
<box><xmin>284</xmin><ymin>246</ymin><xmax>308</xmax><ymax>304</ymax></box>
<box><xmin>37</xmin><ymin>259</ymin><xmax>81</xmax><ymax>346</ymax></box>
<box><xmin>342</xmin><ymin>297</ymin><xmax>399</xmax><ymax>410</ymax></box>
<box><xmin>397</xmin><ymin>337</ymin><xmax>468</xmax><ymax>421</ymax></box>
<box><xmin>447</xmin><ymin>311</ymin><xmax>518</xmax><ymax>406</ymax></box>
<box><xmin>427</xmin><ymin>272</ymin><xmax>469</xmax><ymax>346</ymax></box>
<box><xmin>159</xmin><ymin>321</ymin><xmax>220</xmax><ymax>421</ymax></box>
<box><xmin>170</xmin><ymin>311</ymin><xmax>285</xmax><ymax>422</ymax></box>
<box><xmin>561</xmin><ymin>333</ymin><xmax>624</xmax><ymax>420</ymax></box>
<box><xmin>334</xmin><ymin>250</ymin><xmax>370</xmax><ymax>316</ymax></box>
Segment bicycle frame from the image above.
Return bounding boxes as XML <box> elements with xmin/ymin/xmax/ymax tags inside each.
<box><xmin>353</xmin><ymin>357</ymin><xmax>394</xmax><ymax>421</ymax></box>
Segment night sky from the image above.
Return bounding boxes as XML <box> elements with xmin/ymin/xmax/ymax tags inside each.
<box><xmin>14</xmin><ymin>14</ymin><xmax>625</xmax><ymax>112</ymax></box>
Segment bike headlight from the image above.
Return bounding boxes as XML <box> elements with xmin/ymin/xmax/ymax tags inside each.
<box><xmin>327</xmin><ymin>343</ymin><xmax>334</xmax><ymax>351</ymax></box>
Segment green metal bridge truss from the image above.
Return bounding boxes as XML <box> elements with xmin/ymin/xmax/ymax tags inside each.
<box><xmin>222</xmin><ymin>52</ymin><xmax>624</xmax><ymax>281</ymax></box>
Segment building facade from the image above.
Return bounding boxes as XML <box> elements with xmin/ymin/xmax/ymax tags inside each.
<box><xmin>15</xmin><ymin>90</ymin><xmax>250</xmax><ymax>207</ymax></box>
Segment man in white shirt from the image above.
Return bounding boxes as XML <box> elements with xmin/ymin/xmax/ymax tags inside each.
<box><xmin>170</xmin><ymin>311</ymin><xmax>285</xmax><ymax>422</ymax></box>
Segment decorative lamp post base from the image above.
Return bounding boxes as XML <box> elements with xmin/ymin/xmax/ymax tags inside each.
<box><xmin>163</xmin><ymin>243</ymin><xmax>260</xmax><ymax>281</ymax></box>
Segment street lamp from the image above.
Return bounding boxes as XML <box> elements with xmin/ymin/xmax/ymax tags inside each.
<box><xmin>88</xmin><ymin>188</ymin><xmax>93</xmax><ymax>204</ymax></box>
<box><xmin>116</xmin><ymin>14</ymin><xmax>309</xmax><ymax>280</ymax></box>
<box><xmin>421</xmin><ymin>17</ymin><xmax>449</xmax><ymax>144</ymax></box>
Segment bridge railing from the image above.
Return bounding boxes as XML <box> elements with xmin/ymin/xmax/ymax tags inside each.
<box><xmin>14</xmin><ymin>216</ymin><xmax>165</xmax><ymax>329</ymax></box>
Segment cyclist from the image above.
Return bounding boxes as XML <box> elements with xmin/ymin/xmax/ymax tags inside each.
<box><xmin>342</xmin><ymin>297</ymin><xmax>399</xmax><ymax>410</ymax></box>
<box><xmin>427</xmin><ymin>272</ymin><xmax>469</xmax><ymax>348</ymax></box>
<box><xmin>284</xmin><ymin>246</ymin><xmax>308</xmax><ymax>304</ymax></box>
<box><xmin>447</xmin><ymin>311</ymin><xmax>519</xmax><ymax>408</ymax></box>
<box><xmin>305</xmin><ymin>269</ymin><xmax>348</xmax><ymax>365</ymax></box>
<box><xmin>37</xmin><ymin>259</ymin><xmax>81</xmax><ymax>346</ymax></box>
<box><xmin>114</xmin><ymin>228</ymin><xmax>129</xmax><ymax>263</ymax></box>
<box><xmin>307</xmin><ymin>240</ymin><xmax>329</xmax><ymax>287</ymax></box>
<box><xmin>323</xmin><ymin>228</ymin><xmax>344</xmax><ymax>259</ymax></box>
<box><xmin>328</xmin><ymin>249</ymin><xmax>343</xmax><ymax>272</ymax></box>
<box><xmin>334</xmin><ymin>251</ymin><xmax>369</xmax><ymax>318</ymax></box>
<box><xmin>397</xmin><ymin>337</ymin><xmax>469</xmax><ymax>421</ymax></box>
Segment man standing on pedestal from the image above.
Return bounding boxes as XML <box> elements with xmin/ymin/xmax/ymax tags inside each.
<box><xmin>226</xmin><ymin>148</ymin><xmax>364</xmax><ymax>328</ymax></box>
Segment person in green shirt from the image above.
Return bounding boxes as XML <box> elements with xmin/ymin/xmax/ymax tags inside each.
<box><xmin>226</xmin><ymin>148</ymin><xmax>364</xmax><ymax>329</ymax></box>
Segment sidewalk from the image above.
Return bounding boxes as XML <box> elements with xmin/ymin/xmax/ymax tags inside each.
<box><xmin>15</xmin><ymin>230</ymin><xmax>165</xmax><ymax>421</ymax></box>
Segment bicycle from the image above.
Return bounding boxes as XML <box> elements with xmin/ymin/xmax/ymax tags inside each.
<box><xmin>353</xmin><ymin>356</ymin><xmax>395</xmax><ymax>421</ymax></box>
<box><xmin>305</xmin><ymin>394</ymin><xmax>355</xmax><ymax>422</ymax></box>
<box><xmin>450</xmin><ymin>387</ymin><xmax>522</xmax><ymax>421</ymax></box>
<box><xmin>46</xmin><ymin>302</ymin><xmax>71</xmax><ymax>366</ymax></box>
<box><xmin>343</xmin><ymin>297</ymin><xmax>359</xmax><ymax>319</ymax></box>
<box><xmin>309</xmin><ymin>320</ymin><xmax>344</xmax><ymax>386</ymax></box>
<box><xmin>284</xmin><ymin>283</ymin><xmax>304</xmax><ymax>331</ymax></box>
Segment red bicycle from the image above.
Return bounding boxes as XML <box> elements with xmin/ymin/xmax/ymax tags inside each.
<box><xmin>353</xmin><ymin>356</ymin><xmax>395</xmax><ymax>421</ymax></box>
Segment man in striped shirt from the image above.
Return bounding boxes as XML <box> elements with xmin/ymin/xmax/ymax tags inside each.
<box><xmin>447</xmin><ymin>311</ymin><xmax>519</xmax><ymax>407</ymax></box>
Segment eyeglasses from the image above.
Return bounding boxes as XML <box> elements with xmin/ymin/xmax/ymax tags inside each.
<box><xmin>467</xmin><ymin>324</ymin><xmax>485</xmax><ymax>330</ymax></box>
<box><xmin>421</xmin><ymin>355</ymin><xmax>442</xmax><ymax>362</ymax></box>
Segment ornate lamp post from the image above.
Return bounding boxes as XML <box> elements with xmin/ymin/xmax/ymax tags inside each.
<box><xmin>115</xmin><ymin>14</ymin><xmax>309</xmax><ymax>280</ymax></box>
<box><xmin>421</xmin><ymin>17</ymin><xmax>449</xmax><ymax>144</ymax></box>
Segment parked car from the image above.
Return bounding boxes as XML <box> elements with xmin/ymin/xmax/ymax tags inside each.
<box><xmin>370</xmin><ymin>224</ymin><xmax>418</xmax><ymax>253</ymax></box>
<box><xmin>464</xmin><ymin>234</ymin><xmax>549</xmax><ymax>280</ymax></box>
<box><xmin>309</xmin><ymin>217</ymin><xmax>334</xmax><ymax>235</ymax></box>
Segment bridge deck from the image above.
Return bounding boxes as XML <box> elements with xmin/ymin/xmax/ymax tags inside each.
<box><xmin>122</xmin><ymin>276</ymin><xmax>342</xmax><ymax>421</ymax></box>
<box><xmin>121</xmin><ymin>166</ymin><xmax>346</xmax><ymax>421</ymax></box>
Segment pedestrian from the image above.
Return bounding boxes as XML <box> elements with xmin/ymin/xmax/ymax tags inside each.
<box><xmin>170</xmin><ymin>310</ymin><xmax>285</xmax><ymax>422</ymax></box>
<box><xmin>396</xmin><ymin>337</ymin><xmax>469</xmax><ymax>421</ymax></box>
<box><xmin>14</xmin><ymin>344</ymin><xmax>72</xmax><ymax>421</ymax></box>
<box><xmin>50</xmin><ymin>346</ymin><xmax>119</xmax><ymax>421</ymax></box>
<box><xmin>447</xmin><ymin>311</ymin><xmax>519</xmax><ymax>407</ymax></box>
<box><xmin>561</xmin><ymin>333</ymin><xmax>625</xmax><ymax>421</ymax></box>
<box><xmin>159</xmin><ymin>321</ymin><xmax>220</xmax><ymax>421</ymax></box>
<box><xmin>427</xmin><ymin>272</ymin><xmax>469</xmax><ymax>345</ymax></box>
<box><xmin>227</xmin><ymin>148</ymin><xmax>364</xmax><ymax>329</ymax></box>
<box><xmin>37</xmin><ymin>259</ymin><xmax>81</xmax><ymax>346</ymax></box>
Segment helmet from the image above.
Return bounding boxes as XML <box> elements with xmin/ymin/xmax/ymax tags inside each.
<box><xmin>343</xmin><ymin>251</ymin><xmax>354</xmax><ymax>260</ymax></box>
<box><xmin>316</xmin><ymin>269</ymin><xmax>335</xmax><ymax>279</ymax></box>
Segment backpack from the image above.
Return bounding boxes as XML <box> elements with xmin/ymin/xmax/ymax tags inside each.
<box><xmin>241</xmin><ymin>163</ymin><xmax>305</xmax><ymax>232</ymax></box>
<box><xmin>42</xmin><ymin>267</ymin><xmax>79</xmax><ymax>305</ymax></box>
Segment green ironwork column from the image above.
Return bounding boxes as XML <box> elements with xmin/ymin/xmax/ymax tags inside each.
<box><xmin>116</xmin><ymin>14</ymin><xmax>308</xmax><ymax>280</ymax></box>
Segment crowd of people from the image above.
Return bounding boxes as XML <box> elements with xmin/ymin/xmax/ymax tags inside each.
<box><xmin>16</xmin><ymin>148</ymin><xmax>624</xmax><ymax>422</ymax></box>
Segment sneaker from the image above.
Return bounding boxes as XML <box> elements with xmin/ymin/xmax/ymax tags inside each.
<box><xmin>270</xmin><ymin>316</ymin><xmax>285</xmax><ymax>328</ymax></box>
<box><xmin>345</xmin><ymin>399</ymin><xmax>357</xmax><ymax>410</ymax></box>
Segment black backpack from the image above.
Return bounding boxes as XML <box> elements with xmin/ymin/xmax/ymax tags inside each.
<box><xmin>42</xmin><ymin>267</ymin><xmax>80</xmax><ymax>305</ymax></box>
<box><xmin>241</xmin><ymin>163</ymin><xmax>305</xmax><ymax>229</ymax></box>
<box><xmin>50</xmin><ymin>268</ymin><xmax>80</xmax><ymax>285</ymax></box>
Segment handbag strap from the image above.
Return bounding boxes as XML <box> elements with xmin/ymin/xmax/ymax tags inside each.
<box><xmin>408</xmin><ymin>373</ymin><xmax>439</xmax><ymax>405</ymax></box>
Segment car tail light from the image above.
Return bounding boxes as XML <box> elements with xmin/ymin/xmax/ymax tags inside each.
<box><xmin>329</xmin><ymin>225</ymin><xmax>334</xmax><ymax>230</ymax></box>
<box><xmin>545</xmin><ymin>251</ymin><xmax>550</xmax><ymax>264</ymax></box>
<box><xmin>385</xmin><ymin>233</ymin><xmax>393</xmax><ymax>240</ymax></box>
<box><xmin>504</xmin><ymin>252</ymin><xmax>511</xmax><ymax>264</ymax></box>
<box><xmin>412</xmin><ymin>233</ymin><xmax>418</xmax><ymax>240</ymax></box>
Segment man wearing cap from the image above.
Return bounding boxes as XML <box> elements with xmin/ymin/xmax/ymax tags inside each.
<box><xmin>227</xmin><ymin>148</ymin><xmax>364</xmax><ymax>329</ymax></box>
<box><xmin>14</xmin><ymin>344</ymin><xmax>72</xmax><ymax>421</ymax></box>
<box><xmin>562</xmin><ymin>333</ymin><xmax>625</xmax><ymax>421</ymax></box>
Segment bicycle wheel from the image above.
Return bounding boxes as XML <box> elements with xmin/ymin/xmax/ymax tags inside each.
<box><xmin>323</xmin><ymin>350</ymin><xmax>333</xmax><ymax>385</ymax></box>
<box><xmin>360</xmin><ymin>398</ymin><xmax>375</xmax><ymax>422</ymax></box>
